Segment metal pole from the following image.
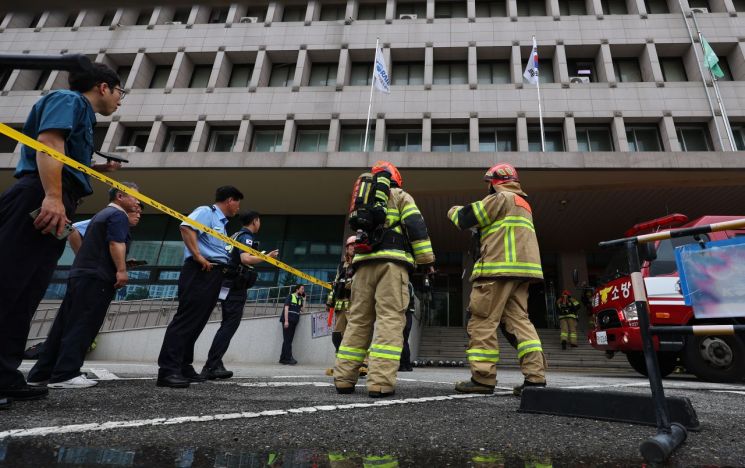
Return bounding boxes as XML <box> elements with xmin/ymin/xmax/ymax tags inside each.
<box><xmin>676</xmin><ymin>1</ymin><xmax>725</xmax><ymax>151</ymax></box>
<box><xmin>689</xmin><ymin>10</ymin><xmax>737</xmax><ymax>151</ymax></box>
<box><xmin>363</xmin><ymin>38</ymin><xmax>379</xmax><ymax>152</ymax></box>
<box><xmin>534</xmin><ymin>35</ymin><xmax>546</xmax><ymax>152</ymax></box>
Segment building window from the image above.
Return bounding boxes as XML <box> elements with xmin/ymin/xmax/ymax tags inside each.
<box><xmin>0</xmin><ymin>126</ymin><xmax>21</xmax><ymax>152</ymax></box>
<box><xmin>172</xmin><ymin>8</ymin><xmax>191</xmax><ymax>24</ymax></box>
<box><xmin>164</xmin><ymin>129</ymin><xmax>194</xmax><ymax>152</ymax></box>
<box><xmin>244</xmin><ymin>7</ymin><xmax>266</xmax><ymax>22</ymax></box>
<box><xmin>676</xmin><ymin>125</ymin><xmax>712</xmax><ymax>151</ymax></box>
<box><xmin>252</xmin><ymin>130</ymin><xmax>284</xmax><ymax>152</ymax></box>
<box><xmin>476</xmin><ymin>0</ymin><xmax>508</xmax><ymax>17</ymax></box>
<box><xmin>282</xmin><ymin>5</ymin><xmax>306</xmax><ymax>22</ymax></box>
<box><xmin>121</xmin><ymin>127</ymin><xmax>151</xmax><ymax>152</ymax></box>
<box><xmin>435</xmin><ymin>2</ymin><xmax>467</xmax><ymax>18</ymax></box>
<box><xmin>208</xmin><ymin>128</ymin><xmax>238</xmax><ymax>152</ymax></box>
<box><xmin>350</xmin><ymin>63</ymin><xmax>373</xmax><ymax>85</ymax></box>
<box><xmin>320</xmin><ymin>4</ymin><xmax>346</xmax><ymax>21</ymax></box>
<box><xmin>518</xmin><ymin>0</ymin><xmax>547</xmax><ymax>16</ymax></box>
<box><xmin>626</xmin><ymin>125</ymin><xmax>662</xmax><ymax>151</ymax></box>
<box><xmin>136</xmin><ymin>9</ymin><xmax>153</xmax><ymax>25</ymax></box>
<box><xmin>339</xmin><ymin>127</ymin><xmax>375</xmax><ymax>151</ymax></box>
<box><xmin>567</xmin><ymin>59</ymin><xmax>596</xmax><ymax>82</ymax></box>
<box><xmin>117</xmin><ymin>66</ymin><xmax>131</xmax><ymax>86</ymax></box>
<box><xmin>528</xmin><ymin>126</ymin><xmax>564</xmax><ymax>151</ymax></box>
<box><xmin>34</xmin><ymin>70</ymin><xmax>51</xmax><ymax>90</ymax></box>
<box><xmin>208</xmin><ymin>8</ymin><xmax>229</xmax><ymax>24</ymax></box>
<box><xmin>29</xmin><ymin>13</ymin><xmax>42</xmax><ymax>28</ymax></box>
<box><xmin>228</xmin><ymin>64</ymin><xmax>253</xmax><ymax>87</ymax></box>
<box><xmin>613</xmin><ymin>58</ymin><xmax>642</xmax><ymax>82</ymax></box>
<box><xmin>432</xmin><ymin>129</ymin><xmax>469</xmax><ymax>152</ymax></box>
<box><xmin>660</xmin><ymin>57</ymin><xmax>687</xmax><ymax>82</ymax></box>
<box><xmin>732</xmin><ymin>125</ymin><xmax>745</xmax><ymax>150</ymax></box>
<box><xmin>524</xmin><ymin>59</ymin><xmax>554</xmax><ymax>83</ymax></box>
<box><xmin>358</xmin><ymin>3</ymin><xmax>386</xmax><ymax>19</ymax></box>
<box><xmin>189</xmin><ymin>65</ymin><xmax>212</xmax><ymax>88</ymax></box>
<box><xmin>576</xmin><ymin>126</ymin><xmax>614</xmax><ymax>151</ymax></box>
<box><xmin>433</xmin><ymin>62</ymin><xmax>468</xmax><ymax>85</ymax></box>
<box><xmin>64</xmin><ymin>12</ymin><xmax>79</xmax><ymax>27</ymax></box>
<box><xmin>688</xmin><ymin>0</ymin><xmax>710</xmax><ymax>10</ymax></box>
<box><xmin>392</xmin><ymin>62</ymin><xmax>424</xmax><ymax>85</ymax></box>
<box><xmin>387</xmin><ymin>130</ymin><xmax>422</xmax><ymax>151</ymax></box>
<box><xmin>480</xmin><ymin>127</ymin><xmax>517</xmax><ymax>152</ymax></box>
<box><xmin>715</xmin><ymin>57</ymin><xmax>733</xmax><ymax>81</ymax></box>
<box><xmin>644</xmin><ymin>0</ymin><xmax>669</xmax><ymax>14</ymax></box>
<box><xmin>149</xmin><ymin>66</ymin><xmax>171</xmax><ymax>88</ymax></box>
<box><xmin>559</xmin><ymin>0</ymin><xmax>587</xmax><ymax>15</ymax></box>
<box><xmin>477</xmin><ymin>61</ymin><xmax>511</xmax><ymax>84</ymax></box>
<box><xmin>735</xmin><ymin>0</ymin><xmax>745</xmax><ymax>12</ymax></box>
<box><xmin>601</xmin><ymin>0</ymin><xmax>628</xmax><ymax>14</ymax></box>
<box><xmin>268</xmin><ymin>63</ymin><xmax>296</xmax><ymax>87</ymax></box>
<box><xmin>308</xmin><ymin>63</ymin><xmax>337</xmax><ymax>86</ymax></box>
<box><xmin>295</xmin><ymin>130</ymin><xmax>329</xmax><ymax>151</ymax></box>
<box><xmin>100</xmin><ymin>10</ymin><xmax>116</xmax><ymax>26</ymax></box>
<box><xmin>0</xmin><ymin>68</ymin><xmax>12</xmax><ymax>89</ymax></box>
<box><xmin>397</xmin><ymin>2</ymin><xmax>427</xmax><ymax>18</ymax></box>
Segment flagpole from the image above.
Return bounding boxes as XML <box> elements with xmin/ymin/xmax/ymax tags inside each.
<box><xmin>690</xmin><ymin>9</ymin><xmax>737</xmax><ymax>151</ymax></box>
<box><xmin>363</xmin><ymin>38</ymin><xmax>380</xmax><ymax>152</ymax></box>
<box><xmin>534</xmin><ymin>36</ymin><xmax>545</xmax><ymax>152</ymax></box>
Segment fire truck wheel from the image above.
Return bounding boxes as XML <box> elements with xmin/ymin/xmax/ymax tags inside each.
<box><xmin>625</xmin><ymin>351</ymin><xmax>677</xmax><ymax>378</ymax></box>
<box><xmin>684</xmin><ymin>335</ymin><xmax>745</xmax><ymax>383</ymax></box>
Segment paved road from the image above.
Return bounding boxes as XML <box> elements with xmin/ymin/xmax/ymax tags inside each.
<box><xmin>1</xmin><ymin>361</ymin><xmax>744</xmax><ymax>467</ymax></box>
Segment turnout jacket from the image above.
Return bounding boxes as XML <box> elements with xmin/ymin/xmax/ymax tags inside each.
<box><xmin>448</xmin><ymin>182</ymin><xmax>543</xmax><ymax>282</ymax></box>
<box><xmin>352</xmin><ymin>187</ymin><xmax>435</xmax><ymax>270</ymax></box>
<box><xmin>326</xmin><ymin>260</ymin><xmax>353</xmax><ymax>312</ymax></box>
<box><xmin>557</xmin><ymin>295</ymin><xmax>581</xmax><ymax>319</ymax></box>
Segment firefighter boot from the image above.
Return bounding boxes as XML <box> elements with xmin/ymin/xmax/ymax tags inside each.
<box><xmin>455</xmin><ymin>378</ymin><xmax>495</xmax><ymax>395</ymax></box>
<box><xmin>561</xmin><ymin>341</ymin><xmax>567</xmax><ymax>350</ymax></box>
<box><xmin>512</xmin><ymin>380</ymin><xmax>546</xmax><ymax>396</ymax></box>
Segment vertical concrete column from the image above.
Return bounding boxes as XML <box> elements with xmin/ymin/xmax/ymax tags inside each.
<box><xmin>374</xmin><ymin>117</ymin><xmax>386</xmax><ymax>151</ymax></box>
<box><xmin>683</xmin><ymin>45</ymin><xmax>703</xmax><ymax>82</ymax></box>
<box><xmin>720</xmin><ymin>0</ymin><xmax>737</xmax><ymax>15</ymax></box>
<box><xmin>426</xmin><ymin>0</ymin><xmax>435</xmax><ymax>21</ymax></box>
<box><xmin>517</xmin><ymin>115</ymin><xmax>529</xmax><ymax>151</ymax></box>
<box><xmin>235</xmin><ymin>119</ymin><xmax>254</xmax><ymax>152</ymax></box>
<box><xmin>507</xmin><ymin>0</ymin><xmax>519</xmax><ymax>18</ymax></box>
<box><xmin>129</xmin><ymin>51</ymin><xmax>151</xmax><ymax>89</ymax></box>
<box><xmin>209</xmin><ymin>51</ymin><xmax>231</xmax><ymax>90</ymax></box>
<box><xmin>548</xmin><ymin>0</ymin><xmax>561</xmax><ymax>18</ymax></box>
<box><xmin>590</xmin><ymin>0</ymin><xmax>604</xmax><ymax>16</ymax></box>
<box><xmin>468</xmin><ymin>45</ymin><xmax>478</xmax><ymax>88</ymax></box>
<box><xmin>564</xmin><ymin>116</ymin><xmax>578</xmax><ymax>151</ymax></box>
<box><xmin>337</xmin><ymin>48</ymin><xmax>350</xmax><ymax>90</ymax></box>
<box><xmin>511</xmin><ymin>43</ymin><xmax>523</xmax><ymax>84</ymax></box>
<box><xmin>422</xmin><ymin>116</ymin><xmax>432</xmax><ymax>152</ymax></box>
<box><xmin>187</xmin><ymin>6</ymin><xmax>207</xmax><ymax>27</ymax></box>
<box><xmin>669</xmin><ymin>0</ymin><xmax>684</xmax><ymax>14</ymax></box>
<box><xmin>189</xmin><ymin>120</ymin><xmax>210</xmax><ymax>152</ymax></box>
<box><xmin>630</xmin><ymin>0</ymin><xmax>645</xmax><ymax>15</ymax></box>
<box><xmin>306</xmin><ymin>0</ymin><xmax>319</xmax><ymax>24</ymax></box>
<box><xmin>101</xmin><ymin>121</ymin><xmax>125</xmax><ymax>152</ymax></box>
<box><xmin>424</xmin><ymin>45</ymin><xmax>434</xmax><ymax>88</ymax></box>
<box><xmin>641</xmin><ymin>42</ymin><xmax>665</xmax><ymax>83</ymax></box>
<box><xmin>660</xmin><ymin>116</ymin><xmax>682</xmax><ymax>152</ymax></box>
<box><xmin>150</xmin><ymin>7</ymin><xmax>166</xmax><ymax>26</ymax></box>
<box><xmin>281</xmin><ymin>118</ymin><xmax>296</xmax><ymax>152</ymax></box>
<box><xmin>328</xmin><ymin>118</ymin><xmax>341</xmax><ymax>151</ymax></box>
<box><xmin>731</xmin><ymin>43</ymin><xmax>745</xmax><ymax>81</ymax></box>
<box><xmin>598</xmin><ymin>43</ymin><xmax>616</xmax><ymax>83</ymax></box>
<box><xmin>385</xmin><ymin>0</ymin><xmax>396</xmax><ymax>23</ymax></box>
<box><xmin>293</xmin><ymin>49</ymin><xmax>309</xmax><ymax>91</ymax></box>
<box><xmin>145</xmin><ymin>121</ymin><xmax>167</xmax><ymax>152</ymax></box>
<box><xmin>611</xmin><ymin>116</ymin><xmax>630</xmax><ymax>151</ymax></box>
<box><xmin>469</xmin><ymin>115</ymin><xmax>480</xmax><ymax>151</ymax></box>
<box><xmin>346</xmin><ymin>0</ymin><xmax>359</xmax><ymax>22</ymax></box>
<box><xmin>34</xmin><ymin>12</ymin><xmax>51</xmax><ymax>29</ymax></box>
<box><xmin>0</xmin><ymin>13</ymin><xmax>12</xmax><ymax>30</ymax></box>
<box><xmin>226</xmin><ymin>5</ymin><xmax>245</xmax><ymax>27</ymax></box>
<box><xmin>555</xmin><ymin>43</ymin><xmax>569</xmax><ymax>84</ymax></box>
<box><xmin>467</xmin><ymin>0</ymin><xmax>477</xmax><ymax>19</ymax></box>
<box><xmin>114</xmin><ymin>9</ymin><xmax>138</xmax><ymax>28</ymax></box>
<box><xmin>266</xmin><ymin>2</ymin><xmax>281</xmax><ymax>24</ymax></box>
<box><xmin>167</xmin><ymin>52</ymin><xmax>192</xmax><ymax>90</ymax></box>
<box><xmin>250</xmin><ymin>50</ymin><xmax>270</xmax><ymax>90</ymax></box>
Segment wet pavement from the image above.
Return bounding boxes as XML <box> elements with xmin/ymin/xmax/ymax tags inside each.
<box><xmin>1</xmin><ymin>362</ymin><xmax>744</xmax><ymax>467</ymax></box>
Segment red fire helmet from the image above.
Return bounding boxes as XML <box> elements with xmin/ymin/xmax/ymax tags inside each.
<box><xmin>371</xmin><ymin>160</ymin><xmax>403</xmax><ymax>188</ymax></box>
<box><xmin>484</xmin><ymin>163</ymin><xmax>519</xmax><ymax>186</ymax></box>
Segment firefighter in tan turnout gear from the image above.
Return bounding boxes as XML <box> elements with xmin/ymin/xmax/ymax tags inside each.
<box><xmin>448</xmin><ymin>163</ymin><xmax>547</xmax><ymax>396</ymax></box>
<box><xmin>557</xmin><ymin>290</ymin><xmax>581</xmax><ymax>349</ymax></box>
<box><xmin>334</xmin><ymin>161</ymin><xmax>435</xmax><ymax>398</ymax></box>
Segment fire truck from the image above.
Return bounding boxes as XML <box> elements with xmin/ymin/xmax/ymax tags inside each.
<box><xmin>587</xmin><ymin>214</ymin><xmax>745</xmax><ymax>383</ymax></box>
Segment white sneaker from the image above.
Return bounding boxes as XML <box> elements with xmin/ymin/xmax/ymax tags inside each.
<box><xmin>48</xmin><ymin>375</ymin><xmax>99</xmax><ymax>389</ymax></box>
<box><xmin>27</xmin><ymin>380</ymin><xmax>48</xmax><ymax>387</ymax></box>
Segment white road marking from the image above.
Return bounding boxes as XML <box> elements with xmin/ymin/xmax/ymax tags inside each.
<box><xmin>564</xmin><ymin>383</ymin><xmax>649</xmax><ymax>389</ymax></box>
<box><xmin>710</xmin><ymin>390</ymin><xmax>745</xmax><ymax>396</ymax></box>
<box><xmin>88</xmin><ymin>369</ymin><xmax>120</xmax><ymax>380</ymax></box>
<box><xmin>0</xmin><ymin>393</ymin><xmax>499</xmax><ymax>439</ymax></box>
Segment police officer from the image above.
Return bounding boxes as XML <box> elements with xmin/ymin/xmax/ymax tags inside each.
<box><xmin>334</xmin><ymin>161</ymin><xmax>435</xmax><ymax>398</ymax></box>
<box><xmin>201</xmin><ymin>211</ymin><xmax>278</xmax><ymax>379</ymax></box>
<box><xmin>557</xmin><ymin>290</ymin><xmax>581</xmax><ymax>349</ymax></box>
<box><xmin>279</xmin><ymin>285</ymin><xmax>305</xmax><ymax>365</ymax></box>
<box><xmin>448</xmin><ymin>163</ymin><xmax>547</xmax><ymax>396</ymax></box>
<box><xmin>156</xmin><ymin>186</ymin><xmax>243</xmax><ymax>388</ymax></box>
<box><xmin>0</xmin><ymin>63</ymin><xmax>124</xmax><ymax>403</ymax></box>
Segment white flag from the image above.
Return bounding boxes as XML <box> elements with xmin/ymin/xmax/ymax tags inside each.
<box><xmin>373</xmin><ymin>47</ymin><xmax>391</xmax><ymax>94</ymax></box>
<box><xmin>523</xmin><ymin>37</ymin><xmax>539</xmax><ymax>85</ymax></box>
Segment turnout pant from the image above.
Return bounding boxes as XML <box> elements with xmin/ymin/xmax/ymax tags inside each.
<box><xmin>334</xmin><ymin>261</ymin><xmax>409</xmax><ymax>394</ymax></box>
<box><xmin>157</xmin><ymin>259</ymin><xmax>224</xmax><ymax>378</ymax></box>
<box><xmin>28</xmin><ymin>277</ymin><xmax>115</xmax><ymax>383</ymax></box>
<box><xmin>0</xmin><ymin>176</ymin><xmax>79</xmax><ymax>388</ymax></box>
<box><xmin>280</xmin><ymin>313</ymin><xmax>299</xmax><ymax>362</ymax></box>
<box><xmin>559</xmin><ymin>317</ymin><xmax>577</xmax><ymax>346</ymax></box>
<box><xmin>204</xmin><ymin>287</ymin><xmax>247</xmax><ymax>370</ymax></box>
<box><xmin>467</xmin><ymin>279</ymin><xmax>546</xmax><ymax>387</ymax></box>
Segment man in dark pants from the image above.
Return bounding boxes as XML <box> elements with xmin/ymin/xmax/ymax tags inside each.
<box><xmin>27</xmin><ymin>183</ymin><xmax>141</xmax><ymax>389</ymax></box>
<box><xmin>156</xmin><ymin>186</ymin><xmax>243</xmax><ymax>388</ymax></box>
<box><xmin>0</xmin><ymin>63</ymin><xmax>123</xmax><ymax>403</ymax></box>
<box><xmin>279</xmin><ymin>285</ymin><xmax>305</xmax><ymax>365</ymax></box>
<box><xmin>399</xmin><ymin>283</ymin><xmax>416</xmax><ymax>372</ymax></box>
<box><xmin>201</xmin><ymin>211</ymin><xmax>278</xmax><ymax>380</ymax></box>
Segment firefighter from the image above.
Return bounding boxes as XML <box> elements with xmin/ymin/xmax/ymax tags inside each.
<box><xmin>325</xmin><ymin>235</ymin><xmax>368</xmax><ymax>377</ymax></box>
<box><xmin>449</xmin><ymin>163</ymin><xmax>546</xmax><ymax>396</ymax></box>
<box><xmin>334</xmin><ymin>161</ymin><xmax>435</xmax><ymax>398</ymax></box>
<box><xmin>556</xmin><ymin>290</ymin><xmax>581</xmax><ymax>349</ymax></box>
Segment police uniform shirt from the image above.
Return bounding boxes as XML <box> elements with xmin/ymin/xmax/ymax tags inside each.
<box><xmin>69</xmin><ymin>205</ymin><xmax>131</xmax><ymax>284</ymax></box>
<box><xmin>15</xmin><ymin>90</ymin><xmax>97</xmax><ymax>196</ymax></box>
<box><xmin>181</xmin><ymin>204</ymin><xmax>230</xmax><ymax>264</ymax></box>
<box><xmin>229</xmin><ymin>228</ymin><xmax>255</xmax><ymax>266</ymax></box>
<box><xmin>285</xmin><ymin>293</ymin><xmax>304</xmax><ymax>315</ymax></box>
<box><xmin>73</xmin><ymin>219</ymin><xmax>91</xmax><ymax>237</ymax></box>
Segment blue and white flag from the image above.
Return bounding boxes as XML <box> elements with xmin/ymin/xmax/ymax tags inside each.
<box><xmin>523</xmin><ymin>37</ymin><xmax>539</xmax><ymax>85</ymax></box>
<box><xmin>373</xmin><ymin>47</ymin><xmax>391</xmax><ymax>94</ymax></box>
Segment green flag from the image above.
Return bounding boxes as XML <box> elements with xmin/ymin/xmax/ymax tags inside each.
<box><xmin>701</xmin><ymin>36</ymin><xmax>725</xmax><ymax>79</ymax></box>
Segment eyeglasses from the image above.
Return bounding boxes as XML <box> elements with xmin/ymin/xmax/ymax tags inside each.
<box><xmin>113</xmin><ymin>86</ymin><xmax>127</xmax><ymax>101</ymax></box>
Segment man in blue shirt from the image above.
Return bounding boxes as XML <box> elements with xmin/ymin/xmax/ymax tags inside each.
<box><xmin>156</xmin><ymin>186</ymin><xmax>243</xmax><ymax>388</ymax></box>
<box><xmin>0</xmin><ymin>63</ymin><xmax>124</xmax><ymax>403</ymax></box>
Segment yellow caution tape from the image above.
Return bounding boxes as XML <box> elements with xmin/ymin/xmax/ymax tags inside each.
<box><xmin>0</xmin><ymin>122</ymin><xmax>331</xmax><ymax>289</ymax></box>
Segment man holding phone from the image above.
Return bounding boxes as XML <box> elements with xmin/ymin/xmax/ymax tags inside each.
<box><xmin>0</xmin><ymin>63</ymin><xmax>123</xmax><ymax>403</ymax></box>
